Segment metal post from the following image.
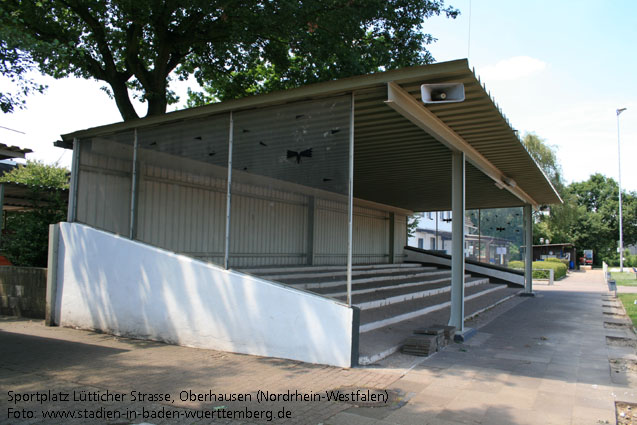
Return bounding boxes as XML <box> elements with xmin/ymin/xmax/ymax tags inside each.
<box><xmin>449</xmin><ymin>151</ymin><xmax>465</xmax><ymax>332</ymax></box>
<box><xmin>388</xmin><ymin>212</ymin><xmax>395</xmax><ymax>264</ymax></box>
<box><xmin>435</xmin><ymin>211</ymin><xmax>438</xmax><ymax>250</ymax></box>
<box><xmin>347</xmin><ymin>93</ymin><xmax>355</xmax><ymax>306</ymax></box>
<box><xmin>129</xmin><ymin>129</ymin><xmax>139</xmax><ymax>239</ymax></box>
<box><xmin>617</xmin><ymin>108</ymin><xmax>626</xmax><ymax>272</ymax></box>
<box><xmin>478</xmin><ymin>209</ymin><xmax>481</xmax><ymax>262</ymax></box>
<box><xmin>0</xmin><ymin>183</ymin><xmax>4</xmax><ymax>251</ymax></box>
<box><xmin>67</xmin><ymin>138</ymin><xmax>80</xmax><ymax>222</ymax></box>
<box><xmin>224</xmin><ymin>112</ymin><xmax>234</xmax><ymax>270</ymax></box>
<box><xmin>523</xmin><ymin>204</ymin><xmax>534</xmax><ymax>295</ymax></box>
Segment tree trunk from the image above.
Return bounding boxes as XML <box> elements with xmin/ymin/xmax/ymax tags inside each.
<box><xmin>110</xmin><ymin>80</ymin><xmax>139</xmax><ymax>121</ymax></box>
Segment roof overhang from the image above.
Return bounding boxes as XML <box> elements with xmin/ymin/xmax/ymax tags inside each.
<box><xmin>58</xmin><ymin>59</ymin><xmax>562</xmax><ymax>212</ymax></box>
<box><xmin>0</xmin><ymin>143</ymin><xmax>32</xmax><ymax>160</ymax></box>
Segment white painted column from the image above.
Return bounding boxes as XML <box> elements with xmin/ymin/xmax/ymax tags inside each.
<box><xmin>524</xmin><ymin>204</ymin><xmax>533</xmax><ymax>294</ymax></box>
<box><xmin>449</xmin><ymin>151</ymin><xmax>465</xmax><ymax>331</ymax></box>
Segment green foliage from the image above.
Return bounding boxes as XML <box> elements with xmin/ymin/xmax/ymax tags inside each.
<box><xmin>544</xmin><ymin>257</ymin><xmax>569</xmax><ymax>268</ymax></box>
<box><xmin>2</xmin><ymin>207</ymin><xmax>66</xmax><ymax>267</ymax></box>
<box><xmin>0</xmin><ymin>0</ymin><xmax>458</xmax><ymax>120</ymax></box>
<box><xmin>0</xmin><ymin>15</ymin><xmax>47</xmax><ymax>113</ymax></box>
<box><xmin>533</xmin><ymin>171</ymin><xmax>637</xmax><ymax>267</ymax></box>
<box><xmin>407</xmin><ymin>214</ymin><xmax>420</xmax><ymax>239</ymax></box>
<box><xmin>611</xmin><ymin>271</ymin><xmax>637</xmax><ymax>287</ymax></box>
<box><xmin>0</xmin><ymin>161</ymin><xmax>68</xmax><ymax>267</ymax></box>
<box><xmin>522</xmin><ymin>132</ymin><xmax>564</xmax><ymax>192</ymax></box>
<box><xmin>507</xmin><ymin>260</ymin><xmax>567</xmax><ymax>280</ymax></box>
<box><xmin>533</xmin><ymin>261</ymin><xmax>567</xmax><ymax>279</ymax></box>
<box><xmin>617</xmin><ymin>294</ymin><xmax>637</xmax><ymax>327</ymax></box>
<box><xmin>0</xmin><ymin>160</ymin><xmax>69</xmax><ymax>188</ymax></box>
<box><xmin>509</xmin><ymin>260</ymin><xmax>523</xmax><ymax>269</ymax></box>
<box><xmin>466</xmin><ymin>207</ymin><xmax>524</xmax><ymax>261</ymax></box>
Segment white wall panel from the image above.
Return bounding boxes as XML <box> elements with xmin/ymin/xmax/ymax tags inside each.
<box><xmin>55</xmin><ymin>222</ymin><xmax>355</xmax><ymax>367</ymax></box>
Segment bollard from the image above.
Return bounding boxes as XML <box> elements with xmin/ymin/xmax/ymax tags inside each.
<box><xmin>549</xmin><ymin>269</ymin><xmax>554</xmax><ymax>286</ymax></box>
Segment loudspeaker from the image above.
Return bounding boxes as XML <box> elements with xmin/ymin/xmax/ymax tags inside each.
<box><xmin>421</xmin><ymin>83</ymin><xmax>465</xmax><ymax>104</ymax></box>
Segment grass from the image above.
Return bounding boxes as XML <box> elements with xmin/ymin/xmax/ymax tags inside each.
<box><xmin>618</xmin><ymin>294</ymin><xmax>637</xmax><ymax>327</ymax></box>
<box><xmin>612</xmin><ymin>271</ymin><xmax>637</xmax><ymax>286</ymax></box>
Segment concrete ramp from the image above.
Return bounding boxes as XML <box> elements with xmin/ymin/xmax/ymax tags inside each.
<box><xmin>405</xmin><ymin>246</ymin><xmax>525</xmax><ymax>286</ymax></box>
<box><xmin>49</xmin><ymin>222</ymin><xmax>358</xmax><ymax>368</ymax></box>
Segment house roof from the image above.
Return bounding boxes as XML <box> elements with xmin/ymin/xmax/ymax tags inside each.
<box><xmin>0</xmin><ymin>143</ymin><xmax>32</xmax><ymax>160</ymax></box>
<box><xmin>58</xmin><ymin>59</ymin><xmax>561</xmax><ymax>211</ymax></box>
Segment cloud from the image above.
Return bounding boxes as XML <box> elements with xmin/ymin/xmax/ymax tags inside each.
<box><xmin>479</xmin><ymin>56</ymin><xmax>547</xmax><ymax>81</ymax></box>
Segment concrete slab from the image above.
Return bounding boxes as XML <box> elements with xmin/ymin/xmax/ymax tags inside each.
<box><xmin>1</xmin><ymin>269</ymin><xmax>636</xmax><ymax>425</ymax></box>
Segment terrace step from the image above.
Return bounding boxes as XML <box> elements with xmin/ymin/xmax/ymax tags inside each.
<box><xmin>359</xmin><ymin>282</ymin><xmax>507</xmax><ymax>333</ymax></box>
<box><xmin>358</xmin><ymin>286</ymin><xmax>522</xmax><ymax>365</ymax></box>
<box><xmin>243</xmin><ymin>262</ymin><xmax>422</xmax><ymax>275</ymax></box>
<box><xmin>289</xmin><ymin>269</ymin><xmax>454</xmax><ymax>291</ymax></box>
<box><xmin>254</xmin><ymin>265</ymin><xmax>438</xmax><ymax>283</ymax></box>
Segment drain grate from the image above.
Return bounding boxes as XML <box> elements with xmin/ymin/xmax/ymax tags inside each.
<box><xmin>616</xmin><ymin>401</ymin><xmax>637</xmax><ymax>425</ymax></box>
<box><xmin>606</xmin><ymin>336</ymin><xmax>637</xmax><ymax>348</ymax></box>
<box><xmin>605</xmin><ymin>322</ymin><xmax>632</xmax><ymax>329</ymax></box>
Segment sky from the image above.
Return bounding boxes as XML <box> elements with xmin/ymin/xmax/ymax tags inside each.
<box><xmin>0</xmin><ymin>0</ymin><xmax>636</xmax><ymax>192</ymax></box>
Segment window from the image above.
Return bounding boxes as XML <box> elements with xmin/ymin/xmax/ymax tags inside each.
<box><xmin>418</xmin><ymin>238</ymin><xmax>424</xmax><ymax>249</ymax></box>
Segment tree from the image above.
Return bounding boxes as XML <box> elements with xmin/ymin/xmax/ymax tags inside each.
<box><xmin>0</xmin><ymin>159</ymin><xmax>69</xmax><ymax>188</ymax></box>
<box><xmin>0</xmin><ymin>161</ymin><xmax>68</xmax><ymax>267</ymax></box>
<box><xmin>0</xmin><ymin>23</ymin><xmax>46</xmax><ymax>113</ymax></box>
<box><xmin>567</xmin><ymin>174</ymin><xmax>637</xmax><ymax>266</ymax></box>
<box><xmin>522</xmin><ymin>132</ymin><xmax>564</xmax><ymax>192</ymax></box>
<box><xmin>1</xmin><ymin>0</ymin><xmax>459</xmax><ymax>121</ymax></box>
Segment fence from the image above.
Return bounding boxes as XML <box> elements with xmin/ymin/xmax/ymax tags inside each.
<box><xmin>0</xmin><ymin>266</ymin><xmax>47</xmax><ymax>318</ymax></box>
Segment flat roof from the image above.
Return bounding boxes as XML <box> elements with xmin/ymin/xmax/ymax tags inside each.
<box><xmin>59</xmin><ymin>59</ymin><xmax>561</xmax><ymax>211</ymax></box>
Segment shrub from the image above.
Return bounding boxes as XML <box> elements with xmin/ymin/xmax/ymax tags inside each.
<box><xmin>506</xmin><ymin>260</ymin><xmax>567</xmax><ymax>279</ymax></box>
<box><xmin>509</xmin><ymin>261</ymin><xmax>524</xmax><ymax>269</ymax></box>
<box><xmin>532</xmin><ymin>261</ymin><xmax>567</xmax><ymax>279</ymax></box>
<box><xmin>545</xmin><ymin>257</ymin><xmax>570</xmax><ymax>268</ymax></box>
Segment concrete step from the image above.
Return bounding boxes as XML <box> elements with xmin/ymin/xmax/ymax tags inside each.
<box><xmin>289</xmin><ymin>269</ymin><xmax>453</xmax><ymax>291</ymax></box>
<box><xmin>347</xmin><ymin>277</ymin><xmax>490</xmax><ymax>310</ymax></box>
<box><xmin>243</xmin><ymin>263</ymin><xmax>423</xmax><ymax>275</ymax></box>
<box><xmin>256</xmin><ymin>265</ymin><xmax>438</xmax><ymax>283</ymax></box>
<box><xmin>359</xmin><ymin>283</ymin><xmax>507</xmax><ymax>333</ymax></box>
<box><xmin>357</xmin><ymin>286</ymin><xmax>522</xmax><ymax>365</ymax></box>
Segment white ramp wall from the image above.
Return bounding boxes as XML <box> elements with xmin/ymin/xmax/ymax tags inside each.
<box><xmin>54</xmin><ymin>222</ymin><xmax>355</xmax><ymax>367</ymax></box>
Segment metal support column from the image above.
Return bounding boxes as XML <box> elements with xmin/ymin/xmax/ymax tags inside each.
<box><xmin>129</xmin><ymin>129</ymin><xmax>139</xmax><ymax>239</ymax></box>
<box><xmin>67</xmin><ymin>138</ymin><xmax>80</xmax><ymax>222</ymax></box>
<box><xmin>346</xmin><ymin>93</ymin><xmax>355</xmax><ymax>306</ymax></box>
<box><xmin>435</xmin><ymin>211</ymin><xmax>439</xmax><ymax>250</ymax></box>
<box><xmin>449</xmin><ymin>151</ymin><xmax>465</xmax><ymax>332</ymax></box>
<box><xmin>478</xmin><ymin>209</ymin><xmax>481</xmax><ymax>262</ymax></box>
<box><xmin>524</xmin><ymin>204</ymin><xmax>534</xmax><ymax>295</ymax></box>
<box><xmin>224</xmin><ymin>112</ymin><xmax>234</xmax><ymax>270</ymax></box>
<box><xmin>307</xmin><ymin>196</ymin><xmax>315</xmax><ymax>265</ymax></box>
<box><xmin>388</xmin><ymin>212</ymin><xmax>395</xmax><ymax>264</ymax></box>
<box><xmin>0</xmin><ymin>183</ymin><xmax>4</xmax><ymax>251</ymax></box>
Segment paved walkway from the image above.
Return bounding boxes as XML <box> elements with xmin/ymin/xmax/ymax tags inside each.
<box><xmin>1</xmin><ymin>269</ymin><xmax>636</xmax><ymax>424</ymax></box>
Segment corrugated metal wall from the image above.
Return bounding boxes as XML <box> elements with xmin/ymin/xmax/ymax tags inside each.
<box><xmin>76</xmin><ymin>138</ymin><xmax>132</xmax><ymax>236</ymax></box>
<box><xmin>74</xmin><ymin>105</ymin><xmax>408</xmax><ymax>268</ymax></box>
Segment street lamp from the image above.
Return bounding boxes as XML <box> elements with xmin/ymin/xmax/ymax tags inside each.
<box><xmin>617</xmin><ymin>107</ymin><xmax>627</xmax><ymax>272</ymax></box>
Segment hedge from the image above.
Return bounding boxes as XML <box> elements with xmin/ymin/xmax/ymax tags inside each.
<box><xmin>507</xmin><ymin>260</ymin><xmax>567</xmax><ymax>280</ymax></box>
<box><xmin>544</xmin><ymin>257</ymin><xmax>570</xmax><ymax>268</ymax></box>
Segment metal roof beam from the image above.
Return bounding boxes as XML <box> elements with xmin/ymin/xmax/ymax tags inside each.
<box><xmin>384</xmin><ymin>81</ymin><xmax>539</xmax><ymax>208</ymax></box>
